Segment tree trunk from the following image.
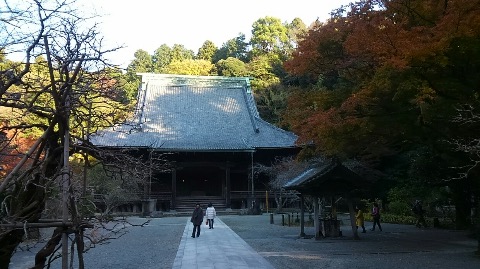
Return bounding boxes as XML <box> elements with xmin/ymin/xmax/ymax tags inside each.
<box><xmin>0</xmin><ymin>229</ymin><xmax>25</xmax><ymax>268</ymax></box>
<box><xmin>76</xmin><ymin>230</ymin><xmax>85</xmax><ymax>269</ymax></box>
<box><xmin>0</xmin><ymin>130</ymin><xmax>61</xmax><ymax>268</ymax></box>
<box><xmin>476</xmin><ymin>223</ymin><xmax>480</xmax><ymax>256</ymax></box>
<box><xmin>451</xmin><ymin>181</ymin><xmax>471</xmax><ymax>229</ymax></box>
<box><xmin>33</xmin><ymin>228</ymin><xmax>62</xmax><ymax>269</ymax></box>
<box><xmin>0</xmin><ymin>172</ymin><xmax>48</xmax><ymax>268</ymax></box>
<box><xmin>475</xmin><ymin>196</ymin><xmax>480</xmax><ymax>256</ymax></box>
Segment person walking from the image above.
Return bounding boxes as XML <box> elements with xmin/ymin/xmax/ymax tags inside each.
<box><xmin>412</xmin><ymin>200</ymin><xmax>427</xmax><ymax>228</ymax></box>
<box><xmin>190</xmin><ymin>203</ymin><xmax>203</xmax><ymax>238</ymax></box>
<box><xmin>205</xmin><ymin>202</ymin><xmax>217</xmax><ymax>229</ymax></box>
<box><xmin>370</xmin><ymin>202</ymin><xmax>382</xmax><ymax>231</ymax></box>
<box><xmin>355</xmin><ymin>205</ymin><xmax>366</xmax><ymax>233</ymax></box>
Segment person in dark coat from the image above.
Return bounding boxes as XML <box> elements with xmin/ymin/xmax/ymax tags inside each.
<box><xmin>370</xmin><ymin>202</ymin><xmax>382</xmax><ymax>231</ymax></box>
<box><xmin>190</xmin><ymin>203</ymin><xmax>203</xmax><ymax>238</ymax></box>
<box><xmin>412</xmin><ymin>200</ymin><xmax>427</xmax><ymax>228</ymax></box>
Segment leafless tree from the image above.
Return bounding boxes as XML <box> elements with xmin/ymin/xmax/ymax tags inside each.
<box><xmin>0</xmin><ymin>1</ymin><xmax>166</xmax><ymax>268</ymax></box>
<box><xmin>450</xmin><ymin>104</ymin><xmax>480</xmax><ymax>255</ymax></box>
<box><xmin>450</xmin><ymin>105</ymin><xmax>480</xmax><ymax>180</ymax></box>
<box><xmin>254</xmin><ymin>157</ymin><xmax>325</xmax><ymax>212</ymax></box>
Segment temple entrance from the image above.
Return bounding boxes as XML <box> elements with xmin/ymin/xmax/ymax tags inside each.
<box><xmin>176</xmin><ymin>166</ymin><xmax>223</xmax><ymax>197</ymax></box>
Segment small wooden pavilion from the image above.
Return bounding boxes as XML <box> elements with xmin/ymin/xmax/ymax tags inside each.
<box><xmin>284</xmin><ymin>159</ymin><xmax>370</xmax><ymax>240</ymax></box>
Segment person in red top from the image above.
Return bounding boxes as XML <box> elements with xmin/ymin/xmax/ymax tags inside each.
<box><xmin>370</xmin><ymin>202</ymin><xmax>382</xmax><ymax>231</ymax></box>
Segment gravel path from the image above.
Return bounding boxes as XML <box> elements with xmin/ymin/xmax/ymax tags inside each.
<box><xmin>221</xmin><ymin>214</ymin><xmax>480</xmax><ymax>269</ymax></box>
<box><xmin>10</xmin><ymin>217</ymin><xmax>186</xmax><ymax>269</ymax></box>
<box><xmin>10</xmin><ymin>213</ymin><xmax>480</xmax><ymax>269</ymax></box>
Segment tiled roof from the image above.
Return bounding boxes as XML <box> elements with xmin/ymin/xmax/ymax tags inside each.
<box><xmin>283</xmin><ymin>161</ymin><xmax>336</xmax><ymax>189</ymax></box>
<box><xmin>90</xmin><ymin>74</ymin><xmax>297</xmax><ymax>151</ymax></box>
<box><xmin>283</xmin><ymin>160</ymin><xmax>368</xmax><ymax>196</ymax></box>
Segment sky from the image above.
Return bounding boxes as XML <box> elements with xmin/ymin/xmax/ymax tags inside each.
<box><xmin>80</xmin><ymin>1</ymin><xmax>353</xmax><ymax>67</ymax></box>
<box><xmin>80</xmin><ymin>0</ymin><xmax>354</xmax><ymax>67</ymax></box>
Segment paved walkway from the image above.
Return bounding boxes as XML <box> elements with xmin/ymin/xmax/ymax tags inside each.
<box><xmin>173</xmin><ymin>218</ymin><xmax>275</xmax><ymax>269</ymax></box>
<box><xmin>9</xmin><ymin>214</ymin><xmax>480</xmax><ymax>269</ymax></box>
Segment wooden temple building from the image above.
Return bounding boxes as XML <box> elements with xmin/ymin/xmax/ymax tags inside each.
<box><xmin>90</xmin><ymin>74</ymin><xmax>298</xmax><ymax>213</ymax></box>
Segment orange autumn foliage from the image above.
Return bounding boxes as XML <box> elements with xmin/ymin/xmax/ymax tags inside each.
<box><xmin>0</xmin><ymin>126</ymin><xmax>37</xmax><ymax>178</ymax></box>
<box><xmin>287</xmin><ymin>0</ymin><xmax>480</xmax><ymax>79</ymax></box>
<box><xmin>283</xmin><ymin>0</ymin><xmax>480</xmax><ymax>161</ymax></box>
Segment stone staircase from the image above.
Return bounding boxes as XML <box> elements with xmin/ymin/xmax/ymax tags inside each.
<box><xmin>175</xmin><ymin>196</ymin><xmax>226</xmax><ymax>213</ymax></box>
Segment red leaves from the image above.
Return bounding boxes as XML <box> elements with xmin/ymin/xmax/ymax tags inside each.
<box><xmin>0</xmin><ymin>127</ymin><xmax>37</xmax><ymax>177</ymax></box>
<box><xmin>282</xmin><ymin>0</ymin><xmax>480</xmax><ymax>163</ymax></box>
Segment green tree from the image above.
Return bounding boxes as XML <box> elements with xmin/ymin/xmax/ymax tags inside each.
<box><xmin>164</xmin><ymin>59</ymin><xmax>214</xmax><ymax>76</ymax></box>
<box><xmin>247</xmin><ymin>53</ymin><xmax>284</xmax><ymax>90</ymax></box>
<box><xmin>0</xmin><ymin>48</ymin><xmax>8</xmax><ymax>64</ymax></box>
<box><xmin>128</xmin><ymin>49</ymin><xmax>153</xmax><ymax>74</ymax></box>
<box><xmin>171</xmin><ymin>44</ymin><xmax>194</xmax><ymax>62</ymax></box>
<box><xmin>216</xmin><ymin>57</ymin><xmax>247</xmax><ymax>77</ymax></box>
<box><xmin>254</xmin><ymin>84</ymin><xmax>292</xmax><ymax>125</ymax></box>
<box><xmin>287</xmin><ymin>17</ymin><xmax>307</xmax><ymax>49</ymax></box>
<box><xmin>197</xmin><ymin>40</ymin><xmax>218</xmax><ymax>62</ymax></box>
<box><xmin>124</xmin><ymin>49</ymin><xmax>153</xmax><ymax>99</ymax></box>
<box><xmin>152</xmin><ymin>44</ymin><xmax>172</xmax><ymax>73</ymax></box>
<box><xmin>250</xmin><ymin>16</ymin><xmax>291</xmax><ymax>59</ymax></box>
<box><xmin>213</xmin><ymin>33</ymin><xmax>249</xmax><ymax>63</ymax></box>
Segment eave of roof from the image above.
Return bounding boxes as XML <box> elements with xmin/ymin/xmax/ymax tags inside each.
<box><xmin>90</xmin><ymin>74</ymin><xmax>298</xmax><ymax>151</ymax></box>
<box><xmin>283</xmin><ymin>160</ymin><xmax>366</xmax><ymax>195</ymax></box>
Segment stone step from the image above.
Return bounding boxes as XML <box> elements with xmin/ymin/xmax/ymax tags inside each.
<box><xmin>175</xmin><ymin>196</ymin><xmax>226</xmax><ymax>212</ymax></box>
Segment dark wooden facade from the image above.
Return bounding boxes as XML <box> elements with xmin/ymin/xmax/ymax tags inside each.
<box><xmin>91</xmin><ymin>74</ymin><xmax>299</xmax><ymax>213</ymax></box>
<box><xmin>139</xmin><ymin>148</ymin><xmax>299</xmax><ymax>212</ymax></box>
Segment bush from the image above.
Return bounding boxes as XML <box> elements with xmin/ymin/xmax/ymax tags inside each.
<box><xmin>379</xmin><ymin>213</ymin><xmax>417</xmax><ymax>225</ymax></box>
<box><xmin>388</xmin><ymin>201</ymin><xmax>412</xmax><ymax>216</ymax></box>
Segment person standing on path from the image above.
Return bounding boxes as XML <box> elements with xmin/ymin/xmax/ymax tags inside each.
<box><xmin>412</xmin><ymin>200</ymin><xmax>427</xmax><ymax>228</ymax></box>
<box><xmin>370</xmin><ymin>202</ymin><xmax>382</xmax><ymax>231</ymax></box>
<box><xmin>205</xmin><ymin>202</ymin><xmax>216</xmax><ymax>229</ymax></box>
<box><xmin>191</xmin><ymin>203</ymin><xmax>203</xmax><ymax>238</ymax></box>
<box><xmin>355</xmin><ymin>205</ymin><xmax>366</xmax><ymax>233</ymax></box>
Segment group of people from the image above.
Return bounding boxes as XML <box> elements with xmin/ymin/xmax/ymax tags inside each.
<box><xmin>190</xmin><ymin>202</ymin><xmax>217</xmax><ymax>238</ymax></box>
<box><xmin>355</xmin><ymin>202</ymin><xmax>382</xmax><ymax>233</ymax></box>
<box><xmin>355</xmin><ymin>200</ymin><xmax>427</xmax><ymax>233</ymax></box>
<box><xmin>194</xmin><ymin>200</ymin><xmax>425</xmax><ymax>237</ymax></box>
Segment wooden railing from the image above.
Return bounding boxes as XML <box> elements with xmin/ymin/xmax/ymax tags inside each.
<box><xmin>93</xmin><ymin>191</ymin><xmax>294</xmax><ymax>203</ymax></box>
<box><xmin>231</xmin><ymin>191</ymin><xmax>277</xmax><ymax>199</ymax></box>
<box><xmin>92</xmin><ymin>191</ymin><xmax>172</xmax><ymax>202</ymax></box>
<box><xmin>145</xmin><ymin>192</ymin><xmax>172</xmax><ymax>200</ymax></box>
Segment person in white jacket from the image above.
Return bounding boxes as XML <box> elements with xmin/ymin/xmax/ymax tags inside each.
<box><xmin>205</xmin><ymin>203</ymin><xmax>216</xmax><ymax>229</ymax></box>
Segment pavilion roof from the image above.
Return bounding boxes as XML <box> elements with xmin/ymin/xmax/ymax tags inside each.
<box><xmin>283</xmin><ymin>159</ymin><xmax>369</xmax><ymax>196</ymax></box>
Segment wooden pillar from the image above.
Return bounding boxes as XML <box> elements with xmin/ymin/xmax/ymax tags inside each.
<box><xmin>348</xmin><ymin>197</ymin><xmax>360</xmax><ymax>240</ymax></box>
<box><xmin>171</xmin><ymin>169</ymin><xmax>176</xmax><ymax>210</ymax></box>
<box><xmin>250</xmin><ymin>152</ymin><xmax>255</xmax><ymax>206</ymax></box>
<box><xmin>147</xmin><ymin>149</ymin><xmax>153</xmax><ymax>198</ymax></box>
<box><xmin>247</xmin><ymin>166</ymin><xmax>252</xmax><ymax>208</ymax></box>
<box><xmin>225</xmin><ymin>166</ymin><xmax>231</xmax><ymax>208</ymax></box>
<box><xmin>314</xmin><ymin>196</ymin><xmax>321</xmax><ymax>239</ymax></box>
<box><xmin>319</xmin><ymin>197</ymin><xmax>325</xmax><ymax>237</ymax></box>
<box><xmin>300</xmin><ymin>194</ymin><xmax>305</xmax><ymax>237</ymax></box>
